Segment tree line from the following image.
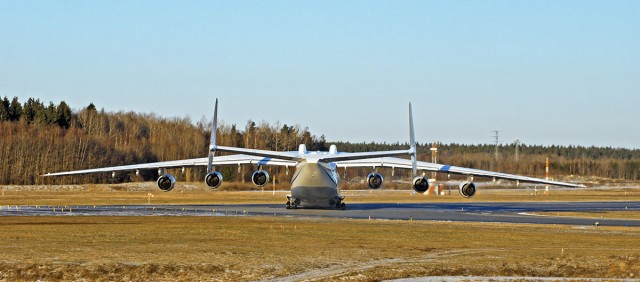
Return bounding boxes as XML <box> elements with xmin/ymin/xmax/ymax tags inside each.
<box><xmin>1</xmin><ymin>97</ymin><xmax>73</xmax><ymax>128</ymax></box>
<box><xmin>1</xmin><ymin>96</ymin><xmax>639</xmax><ymax>185</ymax></box>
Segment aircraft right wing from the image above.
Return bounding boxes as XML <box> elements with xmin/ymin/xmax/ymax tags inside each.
<box><xmin>335</xmin><ymin>157</ymin><xmax>585</xmax><ymax>188</ymax></box>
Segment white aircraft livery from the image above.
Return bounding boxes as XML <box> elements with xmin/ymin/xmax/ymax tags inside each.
<box><xmin>44</xmin><ymin>99</ymin><xmax>584</xmax><ymax>209</ymax></box>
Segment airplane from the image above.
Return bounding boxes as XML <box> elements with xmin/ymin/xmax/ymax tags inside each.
<box><xmin>43</xmin><ymin>99</ymin><xmax>584</xmax><ymax>209</ymax></box>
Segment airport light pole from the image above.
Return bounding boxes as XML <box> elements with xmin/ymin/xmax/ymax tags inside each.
<box><xmin>545</xmin><ymin>157</ymin><xmax>550</xmax><ymax>195</ymax></box>
<box><xmin>430</xmin><ymin>143</ymin><xmax>438</xmax><ymax>196</ymax></box>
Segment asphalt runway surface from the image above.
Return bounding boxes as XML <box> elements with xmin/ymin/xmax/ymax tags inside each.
<box><xmin>1</xmin><ymin>201</ymin><xmax>639</xmax><ymax>226</ymax></box>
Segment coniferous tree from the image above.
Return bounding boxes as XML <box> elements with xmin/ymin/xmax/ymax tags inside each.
<box><xmin>0</xmin><ymin>96</ymin><xmax>9</xmax><ymax>121</ymax></box>
<box><xmin>23</xmin><ymin>98</ymin><xmax>43</xmax><ymax>124</ymax></box>
<box><xmin>56</xmin><ymin>101</ymin><xmax>73</xmax><ymax>128</ymax></box>
<box><xmin>43</xmin><ymin>102</ymin><xmax>57</xmax><ymax>125</ymax></box>
<box><xmin>8</xmin><ymin>97</ymin><xmax>22</xmax><ymax>121</ymax></box>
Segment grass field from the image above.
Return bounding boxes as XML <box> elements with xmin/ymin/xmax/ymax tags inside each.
<box><xmin>0</xmin><ymin>183</ymin><xmax>639</xmax><ymax>281</ymax></box>
<box><xmin>0</xmin><ymin>216</ymin><xmax>639</xmax><ymax>281</ymax></box>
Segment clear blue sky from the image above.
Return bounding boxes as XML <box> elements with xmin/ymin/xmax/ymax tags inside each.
<box><xmin>1</xmin><ymin>1</ymin><xmax>639</xmax><ymax>148</ymax></box>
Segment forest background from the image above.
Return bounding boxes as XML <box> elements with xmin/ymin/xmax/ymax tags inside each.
<box><xmin>1</xmin><ymin>96</ymin><xmax>639</xmax><ymax>186</ymax></box>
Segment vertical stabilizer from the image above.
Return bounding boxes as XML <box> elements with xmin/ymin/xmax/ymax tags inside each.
<box><xmin>207</xmin><ymin>99</ymin><xmax>218</xmax><ymax>173</ymax></box>
<box><xmin>409</xmin><ymin>103</ymin><xmax>417</xmax><ymax>178</ymax></box>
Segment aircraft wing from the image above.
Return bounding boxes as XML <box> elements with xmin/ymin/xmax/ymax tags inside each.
<box><xmin>215</xmin><ymin>146</ymin><xmax>303</xmax><ymax>162</ymax></box>
<box><xmin>42</xmin><ymin>155</ymin><xmax>298</xmax><ymax>177</ymax></box>
<box><xmin>318</xmin><ymin>149</ymin><xmax>413</xmax><ymax>163</ymax></box>
<box><xmin>335</xmin><ymin>157</ymin><xmax>585</xmax><ymax>188</ymax></box>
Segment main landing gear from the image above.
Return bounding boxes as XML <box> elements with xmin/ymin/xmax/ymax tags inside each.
<box><xmin>286</xmin><ymin>195</ymin><xmax>299</xmax><ymax>209</ymax></box>
<box><xmin>336</xmin><ymin>196</ymin><xmax>346</xmax><ymax>210</ymax></box>
<box><xmin>285</xmin><ymin>195</ymin><xmax>347</xmax><ymax>210</ymax></box>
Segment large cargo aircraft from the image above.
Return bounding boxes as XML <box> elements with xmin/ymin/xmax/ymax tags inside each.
<box><xmin>44</xmin><ymin>99</ymin><xmax>584</xmax><ymax>209</ymax></box>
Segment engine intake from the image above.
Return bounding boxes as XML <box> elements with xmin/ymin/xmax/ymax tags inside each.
<box><xmin>252</xmin><ymin>170</ymin><xmax>270</xmax><ymax>187</ymax></box>
<box><xmin>367</xmin><ymin>172</ymin><xmax>384</xmax><ymax>189</ymax></box>
<box><xmin>459</xmin><ymin>182</ymin><xmax>477</xmax><ymax>198</ymax></box>
<box><xmin>205</xmin><ymin>171</ymin><xmax>223</xmax><ymax>189</ymax></box>
<box><xmin>157</xmin><ymin>174</ymin><xmax>176</xmax><ymax>192</ymax></box>
<box><xmin>412</xmin><ymin>176</ymin><xmax>429</xmax><ymax>193</ymax></box>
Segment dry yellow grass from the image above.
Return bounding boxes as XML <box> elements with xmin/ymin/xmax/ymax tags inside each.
<box><xmin>0</xmin><ymin>216</ymin><xmax>638</xmax><ymax>281</ymax></box>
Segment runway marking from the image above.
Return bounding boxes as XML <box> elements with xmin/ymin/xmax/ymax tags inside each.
<box><xmin>517</xmin><ymin>212</ymin><xmax>547</xmax><ymax>217</ymax></box>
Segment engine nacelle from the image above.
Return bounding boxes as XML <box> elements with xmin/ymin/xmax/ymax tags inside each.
<box><xmin>205</xmin><ymin>171</ymin><xmax>223</xmax><ymax>189</ymax></box>
<box><xmin>459</xmin><ymin>182</ymin><xmax>477</xmax><ymax>198</ymax></box>
<box><xmin>252</xmin><ymin>170</ymin><xmax>270</xmax><ymax>187</ymax></box>
<box><xmin>157</xmin><ymin>174</ymin><xmax>176</xmax><ymax>192</ymax></box>
<box><xmin>367</xmin><ymin>172</ymin><xmax>384</xmax><ymax>189</ymax></box>
<box><xmin>412</xmin><ymin>176</ymin><xmax>429</xmax><ymax>193</ymax></box>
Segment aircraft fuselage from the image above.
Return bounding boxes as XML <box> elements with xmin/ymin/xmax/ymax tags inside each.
<box><xmin>289</xmin><ymin>161</ymin><xmax>343</xmax><ymax>208</ymax></box>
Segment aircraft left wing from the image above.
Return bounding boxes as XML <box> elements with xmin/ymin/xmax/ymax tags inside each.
<box><xmin>42</xmin><ymin>155</ymin><xmax>298</xmax><ymax>177</ymax></box>
<box><xmin>335</xmin><ymin>157</ymin><xmax>585</xmax><ymax>188</ymax></box>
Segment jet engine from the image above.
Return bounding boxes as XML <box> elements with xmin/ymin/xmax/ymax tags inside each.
<box><xmin>205</xmin><ymin>171</ymin><xmax>223</xmax><ymax>189</ymax></box>
<box><xmin>367</xmin><ymin>172</ymin><xmax>384</xmax><ymax>189</ymax></box>
<box><xmin>459</xmin><ymin>182</ymin><xmax>477</xmax><ymax>198</ymax></box>
<box><xmin>412</xmin><ymin>176</ymin><xmax>429</xmax><ymax>193</ymax></box>
<box><xmin>252</xmin><ymin>170</ymin><xmax>270</xmax><ymax>187</ymax></box>
<box><xmin>157</xmin><ymin>174</ymin><xmax>176</xmax><ymax>192</ymax></box>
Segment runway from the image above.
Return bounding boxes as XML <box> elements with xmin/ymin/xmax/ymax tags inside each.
<box><xmin>1</xmin><ymin>201</ymin><xmax>639</xmax><ymax>226</ymax></box>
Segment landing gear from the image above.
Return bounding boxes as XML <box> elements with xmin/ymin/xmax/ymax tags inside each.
<box><xmin>286</xmin><ymin>195</ymin><xmax>298</xmax><ymax>209</ymax></box>
<box><xmin>284</xmin><ymin>195</ymin><xmax>347</xmax><ymax>210</ymax></box>
<box><xmin>285</xmin><ymin>201</ymin><xmax>297</xmax><ymax>209</ymax></box>
<box><xmin>336</xmin><ymin>196</ymin><xmax>346</xmax><ymax>210</ymax></box>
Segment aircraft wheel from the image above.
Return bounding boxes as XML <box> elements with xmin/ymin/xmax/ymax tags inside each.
<box><xmin>338</xmin><ymin>202</ymin><xmax>346</xmax><ymax>210</ymax></box>
<box><xmin>286</xmin><ymin>201</ymin><xmax>298</xmax><ymax>209</ymax></box>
